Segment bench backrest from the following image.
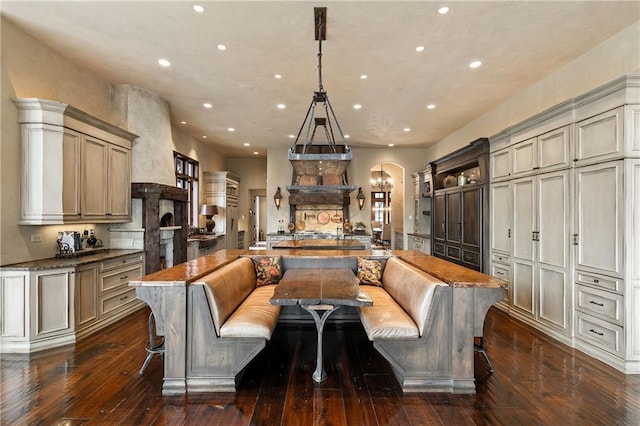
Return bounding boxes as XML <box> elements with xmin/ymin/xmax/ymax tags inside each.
<box><xmin>281</xmin><ymin>255</ymin><xmax>357</xmax><ymax>273</ymax></box>
<box><xmin>199</xmin><ymin>257</ymin><xmax>256</xmax><ymax>334</ymax></box>
<box><xmin>382</xmin><ymin>257</ymin><xmax>446</xmax><ymax>336</ymax></box>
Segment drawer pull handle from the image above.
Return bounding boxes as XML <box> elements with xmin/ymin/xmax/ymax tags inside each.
<box><xmin>589</xmin><ymin>329</ymin><xmax>604</xmax><ymax>336</ymax></box>
<box><xmin>119</xmin><ymin>295</ymin><xmax>129</xmax><ymax>301</ymax></box>
<box><xmin>593</xmin><ymin>279</ymin><xmax>599</xmax><ymax>283</ymax></box>
<box><xmin>496</xmin><ymin>271</ymin><xmax>505</xmax><ymax>276</ymax></box>
<box><xmin>120</xmin><ymin>275</ymin><xmax>129</xmax><ymax>280</ymax></box>
<box><xmin>589</xmin><ymin>300</ymin><xmax>604</xmax><ymax>307</ymax></box>
<box><xmin>498</xmin><ymin>257</ymin><xmax>503</xmax><ymax>261</ymax></box>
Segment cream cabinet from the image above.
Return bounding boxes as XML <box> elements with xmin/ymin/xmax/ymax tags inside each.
<box><xmin>14</xmin><ymin>98</ymin><xmax>136</xmax><ymax>225</ymax></box>
<box><xmin>203</xmin><ymin>171</ymin><xmax>240</xmax><ymax>249</ymax></box>
<box><xmin>0</xmin><ymin>252</ymin><xmax>145</xmax><ymax>353</ymax></box>
<box><xmin>489</xmin><ymin>181</ymin><xmax>511</xmax><ymax>306</ymax></box>
<box><xmin>0</xmin><ymin>268</ymin><xmax>75</xmax><ymax>353</ymax></box>
<box><xmin>490</xmin><ymin>147</ymin><xmax>511</xmax><ymax>181</ymax></box>
<box><xmin>489</xmin><ymin>75</ymin><xmax>640</xmax><ymax>373</ymax></box>
<box><xmin>511</xmin><ymin>170</ymin><xmax>571</xmax><ymax>339</ymax></box>
<box><xmin>512</xmin><ymin>125</ymin><xmax>571</xmax><ymax>178</ymax></box>
<box><xmin>573</xmin><ymin>160</ymin><xmax>628</xmax><ymax>361</ymax></box>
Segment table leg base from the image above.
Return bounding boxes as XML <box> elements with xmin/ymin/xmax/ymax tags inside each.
<box><xmin>302</xmin><ymin>305</ymin><xmax>341</xmax><ymax>384</ymax></box>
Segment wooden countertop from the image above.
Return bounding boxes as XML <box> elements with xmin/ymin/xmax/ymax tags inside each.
<box><xmin>130</xmin><ymin>249</ymin><xmax>507</xmax><ymax>289</ymax></box>
<box><xmin>396</xmin><ymin>251</ymin><xmax>508</xmax><ymax>288</ymax></box>
<box><xmin>0</xmin><ymin>249</ymin><xmax>144</xmax><ymax>271</ymax></box>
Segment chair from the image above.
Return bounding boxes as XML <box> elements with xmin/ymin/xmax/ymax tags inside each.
<box><xmin>371</xmin><ymin>221</ymin><xmax>382</xmax><ymax>245</ymax></box>
<box><xmin>381</xmin><ymin>225</ymin><xmax>391</xmax><ymax>248</ymax></box>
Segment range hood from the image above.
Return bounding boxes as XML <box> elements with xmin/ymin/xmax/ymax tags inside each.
<box><xmin>285</xmin><ymin>7</ymin><xmax>356</xmax><ymax>207</ymax></box>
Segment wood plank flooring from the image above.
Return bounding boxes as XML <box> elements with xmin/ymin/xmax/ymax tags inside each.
<box><xmin>1</xmin><ymin>307</ymin><xmax>639</xmax><ymax>425</ymax></box>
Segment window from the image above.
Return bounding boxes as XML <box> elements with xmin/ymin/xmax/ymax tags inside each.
<box><xmin>371</xmin><ymin>191</ymin><xmax>391</xmax><ymax>224</ymax></box>
<box><xmin>174</xmin><ymin>152</ymin><xmax>199</xmax><ymax>225</ymax></box>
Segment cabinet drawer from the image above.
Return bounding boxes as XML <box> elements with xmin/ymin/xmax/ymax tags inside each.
<box><xmin>433</xmin><ymin>242</ymin><xmax>446</xmax><ymax>256</ymax></box>
<box><xmin>576</xmin><ymin>271</ymin><xmax>622</xmax><ymax>293</ymax></box>
<box><xmin>100</xmin><ymin>264</ymin><xmax>144</xmax><ymax>293</ymax></box>
<box><xmin>576</xmin><ymin>285</ymin><xmax>623</xmax><ymax>325</ymax></box>
<box><xmin>446</xmin><ymin>246</ymin><xmax>461</xmax><ymax>261</ymax></box>
<box><xmin>461</xmin><ymin>250</ymin><xmax>479</xmax><ymax>268</ymax></box>
<box><xmin>576</xmin><ymin>313</ymin><xmax>624</xmax><ymax>357</ymax></box>
<box><xmin>100</xmin><ymin>287</ymin><xmax>137</xmax><ymax>317</ymax></box>
<box><xmin>491</xmin><ymin>252</ymin><xmax>511</xmax><ymax>265</ymax></box>
<box><xmin>491</xmin><ymin>264</ymin><xmax>510</xmax><ymax>281</ymax></box>
<box><xmin>101</xmin><ymin>253</ymin><xmax>144</xmax><ymax>272</ymax></box>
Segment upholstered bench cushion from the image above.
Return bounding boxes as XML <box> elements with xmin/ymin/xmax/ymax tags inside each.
<box><xmin>358</xmin><ymin>285</ymin><xmax>419</xmax><ymax>339</ymax></box>
<box><xmin>201</xmin><ymin>257</ymin><xmax>257</xmax><ymax>334</ymax></box>
<box><xmin>381</xmin><ymin>258</ymin><xmax>445</xmax><ymax>336</ymax></box>
<box><xmin>220</xmin><ymin>285</ymin><xmax>281</xmax><ymax>339</ymax></box>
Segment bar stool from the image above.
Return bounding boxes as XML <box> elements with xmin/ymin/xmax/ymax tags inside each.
<box><xmin>474</xmin><ymin>322</ymin><xmax>494</xmax><ymax>373</ymax></box>
<box><xmin>139</xmin><ymin>312</ymin><xmax>164</xmax><ymax>374</ymax></box>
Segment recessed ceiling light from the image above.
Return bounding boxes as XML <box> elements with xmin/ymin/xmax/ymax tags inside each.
<box><xmin>353</xmin><ymin>104</ymin><xmax>362</xmax><ymax>110</ymax></box>
<box><xmin>274</xmin><ymin>74</ymin><xmax>282</xmax><ymax>79</ymax></box>
<box><xmin>288</xmin><ymin>134</ymin><xmax>295</xmax><ymax>139</ymax></box>
<box><xmin>469</xmin><ymin>60</ymin><xmax>482</xmax><ymax>69</ymax></box>
<box><xmin>243</xmin><ymin>143</ymin><xmax>250</xmax><ymax>147</ymax></box>
<box><xmin>415</xmin><ymin>46</ymin><xmax>425</xmax><ymax>52</ymax></box>
<box><xmin>438</xmin><ymin>6</ymin><xmax>449</xmax><ymax>15</ymax></box>
<box><xmin>228</xmin><ymin>127</ymin><xmax>235</xmax><ymax>132</ymax></box>
<box><xmin>157</xmin><ymin>58</ymin><xmax>171</xmax><ymax>67</ymax></box>
<box><xmin>403</xmin><ymin>128</ymin><xmax>411</xmax><ymax>132</ymax></box>
<box><xmin>277</xmin><ymin>104</ymin><xmax>286</xmax><ymax>109</ymax></box>
<box><xmin>203</xmin><ymin>102</ymin><xmax>212</xmax><ymax>108</ymax></box>
<box><xmin>180</xmin><ymin>121</ymin><xmax>187</xmax><ymax>125</ymax></box>
<box><xmin>217</xmin><ymin>44</ymin><xmax>226</xmax><ymax>51</ymax></box>
<box><xmin>427</xmin><ymin>104</ymin><xmax>436</xmax><ymax>110</ymax></box>
<box><xmin>344</xmin><ymin>135</ymin><xmax>350</xmax><ymax>139</ymax></box>
<box><xmin>192</xmin><ymin>4</ymin><xmax>205</xmax><ymax>13</ymax></box>
<box><xmin>253</xmin><ymin>151</ymin><xmax>259</xmax><ymax>155</ymax></box>
<box><xmin>388</xmin><ymin>143</ymin><xmax>395</xmax><ymax>147</ymax></box>
<box><xmin>360</xmin><ymin>75</ymin><xmax>367</xmax><ymax>79</ymax></box>
<box><xmin>202</xmin><ymin>135</ymin><xmax>207</xmax><ymax>139</ymax></box>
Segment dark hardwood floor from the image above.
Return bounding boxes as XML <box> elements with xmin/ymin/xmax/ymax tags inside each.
<box><xmin>1</xmin><ymin>307</ymin><xmax>639</xmax><ymax>425</ymax></box>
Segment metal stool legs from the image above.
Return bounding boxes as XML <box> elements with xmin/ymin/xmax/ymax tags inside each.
<box><xmin>139</xmin><ymin>312</ymin><xmax>164</xmax><ymax>374</ymax></box>
<box><xmin>474</xmin><ymin>321</ymin><xmax>495</xmax><ymax>373</ymax></box>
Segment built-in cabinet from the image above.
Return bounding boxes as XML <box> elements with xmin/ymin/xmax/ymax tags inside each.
<box><xmin>203</xmin><ymin>171</ymin><xmax>240</xmax><ymax>250</ymax></box>
<box><xmin>0</xmin><ymin>251</ymin><xmax>144</xmax><ymax>353</ymax></box>
<box><xmin>409</xmin><ymin>167</ymin><xmax>432</xmax><ymax>254</ymax></box>
<box><xmin>14</xmin><ymin>98</ymin><xmax>136</xmax><ymax>225</ymax></box>
<box><xmin>431</xmin><ymin>138</ymin><xmax>489</xmax><ymax>271</ymax></box>
<box><xmin>488</xmin><ymin>75</ymin><xmax>640</xmax><ymax>373</ymax></box>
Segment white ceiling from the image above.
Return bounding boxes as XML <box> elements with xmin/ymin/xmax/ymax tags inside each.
<box><xmin>2</xmin><ymin>1</ymin><xmax>639</xmax><ymax>157</ymax></box>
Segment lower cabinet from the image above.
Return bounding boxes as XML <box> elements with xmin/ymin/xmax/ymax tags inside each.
<box><xmin>408</xmin><ymin>234</ymin><xmax>431</xmax><ymax>255</ymax></box>
<box><xmin>0</xmin><ymin>252</ymin><xmax>145</xmax><ymax>353</ymax></box>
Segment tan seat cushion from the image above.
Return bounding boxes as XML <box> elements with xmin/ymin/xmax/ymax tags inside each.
<box><xmin>220</xmin><ymin>285</ymin><xmax>281</xmax><ymax>339</ymax></box>
<box><xmin>381</xmin><ymin>257</ymin><xmax>445</xmax><ymax>336</ymax></box>
<box><xmin>358</xmin><ymin>285</ymin><xmax>419</xmax><ymax>340</ymax></box>
<box><xmin>200</xmin><ymin>257</ymin><xmax>256</xmax><ymax>334</ymax></box>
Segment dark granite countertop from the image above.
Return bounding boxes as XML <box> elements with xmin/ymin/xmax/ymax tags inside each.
<box><xmin>0</xmin><ymin>249</ymin><xmax>144</xmax><ymax>271</ymax></box>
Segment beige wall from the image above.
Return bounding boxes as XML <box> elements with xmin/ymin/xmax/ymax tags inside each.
<box><xmin>426</xmin><ymin>22</ymin><xmax>640</xmax><ymax>161</ymax></box>
<box><xmin>226</xmin><ymin>157</ymin><xmax>268</xmax><ymax>241</ymax></box>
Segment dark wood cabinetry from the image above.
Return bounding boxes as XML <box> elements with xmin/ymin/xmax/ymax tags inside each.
<box><xmin>431</xmin><ymin>138</ymin><xmax>489</xmax><ymax>272</ymax></box>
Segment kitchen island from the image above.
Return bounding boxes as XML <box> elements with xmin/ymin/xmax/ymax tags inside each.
<box><xmin>272</xmin><ymin>238</ymin><xmax>367</xmax><ymax>250</ymax></box>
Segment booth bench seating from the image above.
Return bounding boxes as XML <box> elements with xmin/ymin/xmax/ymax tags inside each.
<box><xmin>132</xmin><ymin>252</ymin><xmax>504</xmax><ymax>395</ymax></box>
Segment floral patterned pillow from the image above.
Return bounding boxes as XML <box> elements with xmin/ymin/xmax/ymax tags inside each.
<box><xmin>357</xmin><ymin>257</ymin><xmax>385</xmax><ymax>287</ymax></box>
<box><xmin>252</xmin><ymin>256</ymin><xmax>282</xmax><ymax>286</ymax></box>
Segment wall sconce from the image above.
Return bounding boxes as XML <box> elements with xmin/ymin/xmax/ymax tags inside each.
<box><xmin>200</xmin><ymin>204</ymin><xmax>219</xmax><ymax>233</ymax></box>
<box><xmin>356</xmin><ymin>187</ymin><xmax>366</xmax><ymax>210</ymax></box>
<box><xmin>273</xmin><ymin>187</ymin><xmax>283</xmax><ymax>210</ymax></box>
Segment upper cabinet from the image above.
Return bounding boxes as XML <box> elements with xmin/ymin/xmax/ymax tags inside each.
<box><xmin>512</xmin><ymin>125</ymin><xmax>571</xmax><ymax>178</ymax></box>
<box><xmin>14</xmin><ymin>99</ymin><xmax>137</xmax><ymax>225</ymax></box>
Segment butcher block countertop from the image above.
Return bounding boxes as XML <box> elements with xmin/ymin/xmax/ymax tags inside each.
<box><xmin>130</xmin><ymin>249</ymin><xmax>507</xmax><ymax>290</ymax></box>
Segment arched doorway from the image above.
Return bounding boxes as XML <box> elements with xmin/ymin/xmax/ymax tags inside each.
<box><xmin>369</xmin><ymin>162</ymin><xmax>403</xmax><ymax>249</ymax></box>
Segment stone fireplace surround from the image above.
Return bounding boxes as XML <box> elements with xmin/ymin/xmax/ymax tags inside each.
<box><xmin>109</xmin><ymin>183</ymin><xmax>188</xmax><ymax>274</ymax></box>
